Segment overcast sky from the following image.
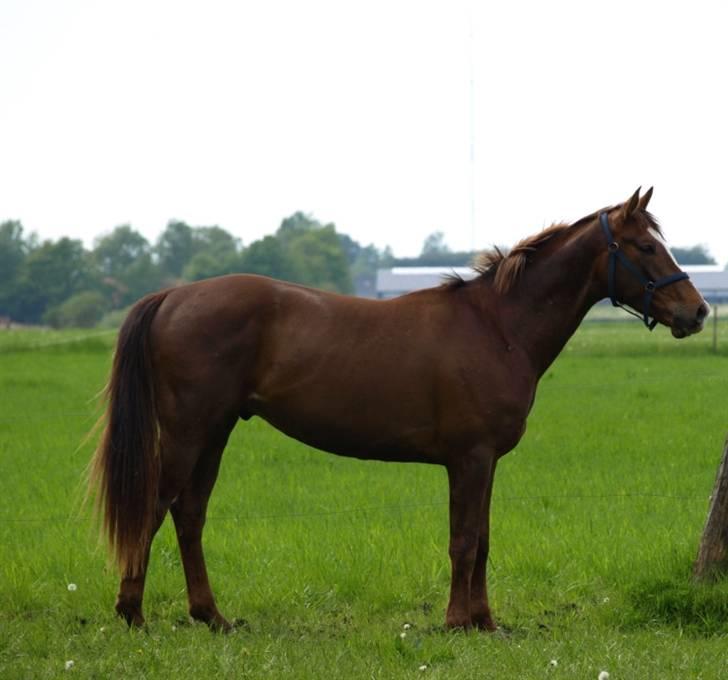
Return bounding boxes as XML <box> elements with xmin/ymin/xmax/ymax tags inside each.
<box><xmin>1</xmin><ymin>0</ymin><xmax>726</xmax><ymax>263</ymax></box>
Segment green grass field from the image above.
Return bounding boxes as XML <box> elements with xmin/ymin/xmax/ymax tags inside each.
<box><xmin>2</xmin><ymin>319</ymin><xmax>728</xmax><ymax>678</ymax></box>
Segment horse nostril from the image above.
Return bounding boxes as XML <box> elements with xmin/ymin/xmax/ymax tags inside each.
<box><xmin>697</xmin><ymin>303</ymin><xmax>710</xmax><ymax>323</ymax></box>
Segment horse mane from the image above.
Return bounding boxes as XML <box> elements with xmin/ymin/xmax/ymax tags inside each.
<box><xmin>444</xmin><ymin>207</ymin><xmax>663</xmax><ymax>295</ymax></box>
<box><xmin>443</xmin><ymin>221</ymin><xmax>572</xmax><ymax>294</ymax></box>
<box><xmin>477</xmin><ymin>222</ymin><xmax>572</xmax><ymax>293</ymax></box>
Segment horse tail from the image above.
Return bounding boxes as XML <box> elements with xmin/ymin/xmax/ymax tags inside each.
<box><xmin>88</xmin><ymin>290</ymin><xmax>169</xmax><ymax>577</ymax></box>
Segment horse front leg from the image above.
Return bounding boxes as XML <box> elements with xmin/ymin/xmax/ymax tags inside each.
<box><xmin>469</xmin><ymin>456</ymin><xmax>497</xmax><ymax>631</ymax></box>
<box><xmin>445</xmin><ymin>447</ymin><xmax>494</xmax><ymax>629</ymax></box>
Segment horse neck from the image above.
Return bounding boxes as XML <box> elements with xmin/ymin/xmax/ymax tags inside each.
<box><xmin>498</xmin><ymin>224</ymin><xmax>604</xmax><ymax>377</ymax></box>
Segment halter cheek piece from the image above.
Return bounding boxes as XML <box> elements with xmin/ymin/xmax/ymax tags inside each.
<box><xmin>599</xmin><ymin>212</ymin><xmax>689</xmax><ymax>331</ymax></box>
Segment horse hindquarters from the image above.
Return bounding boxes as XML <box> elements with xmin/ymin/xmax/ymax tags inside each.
<box><xmin>90</xmin><ymin>290</ymin><xmax>238</xmax><ymax>629</ymax></box>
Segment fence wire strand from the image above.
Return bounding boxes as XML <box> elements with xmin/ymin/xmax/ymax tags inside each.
<box><xmin>0</xmin><ymin>326</ymin><xmax>720</xmax><ymax>526</ymax></box>
<box><xmin>0</xmin><ymin>491</ymin><xmax>709</xmax><ymax>526</ymax></box>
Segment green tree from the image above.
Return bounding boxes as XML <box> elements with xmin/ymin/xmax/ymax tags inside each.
<box><xmin>671</xmin><ymin>245</ymin><xmax>716</xmax><ymax>265</ymax></box>
<box><xmin>183</xmin><ymin>251</ymin><xmax>232</xmax><ymax>281</ymax></box>
<box><xmin>276</xmin><ymin>212</ymin><xmax>316</xmax><ymax>244</ymax></box>
<box><xmin>286</xmin><ymin>225</ymin><xmax>352</xmax><ymax>293</ymax></box>
<box><xmin>12</xmin><ymin>238</ymin><xmax>94</xmax><ymax>323</ymax></box>
<box><xmin>0</xmin><ymin>220</ymin><xmax>27</xmax><ymax>286</ymax></box>
<box><xmin>93</xmin><ymin>225</ymin><xmax>161</xmax><ymax>307</ymax></box>
<box><xmin>44</xmin><ymin>291</ymin><xmax>107</xmax><ymax>328</ymax></box>
<box><xmin>156</xmin><ymin>220</ymin><xmax>195</xmax><ymax>279</ymax></box>
<box><xmin>181</xmin><ymin>226</ymin><xmax>242</xmax><ymax>280</ymax></box>
<box><xmin>239</xmin><ymin>235</ymin><xmax>295</xmax><ymax>280</ymax></box>
<box><xmin>0</xmin><ymin>220</ymin><xmax>32</xmax><ymax>318</ymax></box>
<box><xmin>193</xmin><ymin>226</ymin><xmax>240</xmax><ymax>256</ymax></box>
<box><xmin>421</xmin><ymin>231</ymin><xmax>451</xmax><ymax>256</ymax></box>
<box><xmin>338</xmin><ymin>234</ymin><xmax>393</xmax><ymax>297</ymax></box>
<box><xmin>158</xmin><ymin>222</ymin><xmax>243</xmax><ymax>282</ymax></box>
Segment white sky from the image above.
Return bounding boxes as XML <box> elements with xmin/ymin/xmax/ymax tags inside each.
<box><xmin>1</xmin><ymin>0</ymin><xmax>726</xmax><ymax>262</ymax></box>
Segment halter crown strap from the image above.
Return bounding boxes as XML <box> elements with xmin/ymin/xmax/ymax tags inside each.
<box><xmin>599</xmin><ymin>212</ymin><xmax>689</xmax><ymax>331</ymax></box>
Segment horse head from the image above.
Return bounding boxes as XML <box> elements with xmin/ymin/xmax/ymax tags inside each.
<box><xmin>598</xmin><ymin>187</ymin><xmax>709</xmax><ymax>338</ymax></box>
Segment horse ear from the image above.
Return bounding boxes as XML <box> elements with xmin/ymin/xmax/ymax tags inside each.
<box><xmin>638</xmin><ymin>186</ymin><xmax>654</xmax><ymax>212</ymax></box>
<box><xmin>622</xmin><ymin>187</ymin><xmax>641</xmax><ymax>220</ymax></box>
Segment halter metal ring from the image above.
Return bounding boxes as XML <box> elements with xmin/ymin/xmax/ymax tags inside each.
<box><xmin>645</xmin><ymin>281</ymin><xmax>656</xmax><ymax>292</ymax></box>
<box><xmin>608</xmin><ymin>242</ymin><xmax>619</xmax><ymax>252</ymax></box>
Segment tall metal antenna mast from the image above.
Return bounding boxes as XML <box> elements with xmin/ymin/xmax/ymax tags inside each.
<box><xmin>468</xmin><ymin>3</ymin><xmax>476</xmax><ymax>252</ymax></box>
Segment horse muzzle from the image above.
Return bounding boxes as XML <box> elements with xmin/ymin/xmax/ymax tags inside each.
<box><xmin>670</xmin><ymin>302</ymin><xmax>709</xmax><ymax>338</ymax></box>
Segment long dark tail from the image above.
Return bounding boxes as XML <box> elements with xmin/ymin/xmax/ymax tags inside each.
<box><xmin>89</xmin><ymin>291</ymin><xmax>169</xmax><ymax>577</ymax></box>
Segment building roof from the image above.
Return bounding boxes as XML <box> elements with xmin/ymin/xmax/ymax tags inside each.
<box><xmin>376</xmin><ymin>265</ymin><xmax>728</xmax><ymax>301</ymax></box>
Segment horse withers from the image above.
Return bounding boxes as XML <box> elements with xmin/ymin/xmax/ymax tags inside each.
<box><xmin>89</xmin><ymin>188</ymin><xmax>707</xmax><ymax>631</ymax></box>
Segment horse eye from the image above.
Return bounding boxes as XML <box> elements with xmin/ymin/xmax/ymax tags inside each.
<box><xmin>638</xmin><ymin>243</ymin><xmax>656</xmax><ymax>255</ymax></box>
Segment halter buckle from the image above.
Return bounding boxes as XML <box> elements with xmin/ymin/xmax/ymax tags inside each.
<box><xmin>645</xmin><ymin>281</ymin><xmax>656</xmax><ymax>292</ymax></box>
<box><xmin>608</xmin><ymin>242</ymin><xmax>619</xmax><ymax>252</ymax></box>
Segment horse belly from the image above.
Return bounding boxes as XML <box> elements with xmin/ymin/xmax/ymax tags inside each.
<box><xmin>248</xmin><ymin>390</ymin><xmax>441</xmax><ymax>463</ymax></box>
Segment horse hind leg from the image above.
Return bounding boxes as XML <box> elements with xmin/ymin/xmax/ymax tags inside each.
<box><xmin>114</xmin><ymin>503</ymin><xmax>170</xmax><ymax>627</ymax></box>
<box><xmin>114</xmin><ymin>440</ymin><xmax>191</xmax><ymax>627</ymax></box>
<box><xmin>114</xmin><ymin>419</ymin><xmax>232</xmax><ymax>629</ymax></box>
<box><xmin>169</xmin><ymin>433</ymin><xmax>234</xmax><ymax>632</ymax></box>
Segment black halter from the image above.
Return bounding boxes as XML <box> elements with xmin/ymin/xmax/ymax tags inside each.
<box><xmin>600</xmin><ymin>212</ymin><xmax>689</xmax><ymax>331</ymax></box>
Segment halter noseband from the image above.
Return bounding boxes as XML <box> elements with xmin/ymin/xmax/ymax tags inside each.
<box><xmin>600</xmin><ymin>212</ymin><xmax>689</xmax><ymax>331</ymax></box>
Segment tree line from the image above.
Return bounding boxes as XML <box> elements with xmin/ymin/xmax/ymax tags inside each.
<box><xmin>0</xmin><ymin>214</ymin><xmax>463</xmax><ymax>328</ymax></box>
<box><xmin>0</xmin><ymin>213</ymin><xmax>381</xmax><ymax>327</ymax></box>
<box><xmin>0</xmin><ymin>214</ymin><xmax>716</xmax><ymax>328</ymax></box>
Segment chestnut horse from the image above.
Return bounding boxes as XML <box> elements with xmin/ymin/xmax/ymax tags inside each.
<box><xmin>89</xmin><ymin>188</ymin><xmax>707</xmax><ymax>631</ymax></box>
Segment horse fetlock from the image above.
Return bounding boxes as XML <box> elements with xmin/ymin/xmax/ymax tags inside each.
<box><xmin>470</xmin><ymin>606</ymin><xmax>497</xmax><ymax>631</ymax></box>
<box><xmin>189</xmin><ymin>603</ymin><xmax>232</xmax><ymax>632</ymax></box>
<box><xmin>445</xmin><ymin>607</ymin><xmax>473</xmax><ymax>630</ymax></box>
<box><xmin>115</xmin><ymin>598</ymin><xmax>145</xmax><ymax>628</ymax></box>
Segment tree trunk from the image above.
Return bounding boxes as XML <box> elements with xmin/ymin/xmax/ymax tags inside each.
<box><xmin>694</xmin><ymin>436</ymin><xmax>728</xmax><ymax>580</ymax></box>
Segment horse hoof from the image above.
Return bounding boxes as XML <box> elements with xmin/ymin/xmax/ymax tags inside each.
<box><xmin>474</xmin><ymin>619</ymin><xmax>498</xmax><ymax>632</ymax></box>
<box><xmin>190</xmin><ymin>606</ymin><xmax>234</xmax><ymax>633</ymax></box>
<box><xmin>208</xmin><ymin>615</ymin><xmax>234</xmax><ymax>633</ymax></box>
<box><xmin>115</xmin><ymin>606</ymin><xmax>145</xmax><ymax>628</ymax></box>
<box><xmin>445</xmin><ymin>614</ymin><xmax>472</xmax><ymax>630</ymax></box>
<box><xmin>472</xmin><ymin>614</ymin><xmax>498</xmax><ymax>632</ymax></box>
<box><xmin>231</xmin><ymin>617</ymin><xmax>250</xmax><ymax>631</ymax></box>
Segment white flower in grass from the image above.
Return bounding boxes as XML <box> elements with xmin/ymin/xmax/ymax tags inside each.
<box><xmin>99</xmin><ymin>626</ymin><xmax>106</xmax><ymax>633</ymax></box>
<box><xmin>400</xmin><ymin>632</ymin><xmax>407</xmax><ymax>639</ymax></box>
<box><xmin>65</xmin><ymin>660</ymin><xmax>75</xmax><ymax>670</ymax></box>
<box><xmin>598</xmin><ymin>672</ymin><xmax>610</xmax><ymax>680</ymax></box>
<box><xmin>418</xmin><ymin>664</ymin><xmax>428</xmax><ymax>671</ymax></box>
<box><xmin>403</xmin><ymin>622</ymin><xmax>411</xmax><ymax>630</ymax></box>
<box><xmin>67</xmin><ymin>583</ymin><xmax>77</xmax><ymax>592</ymax></box>
<box><xmin>549</xmin><ymin>659</ymin><xmax>558</xmax><ymax>667</ymax></box>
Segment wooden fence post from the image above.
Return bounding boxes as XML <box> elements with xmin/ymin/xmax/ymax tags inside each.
<box><xmin>694</xmin><ymin>436</ymin><xmax>728</xmax><ymax>580</ymax></box>
<box><xmin>712</xmin><ymin>305</ymin><xmax>718</xmax><ymax>354</ymax></box>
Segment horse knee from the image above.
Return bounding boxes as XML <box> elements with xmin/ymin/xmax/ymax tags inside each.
<box><xmin>449</xmin><ymin>534</ymin><xmax>478</xmax><ymax>564</ymax></box>
<box><xmin>170</xmin><ymin>500</ymin><xmax>206</xmax><ymax>539</ymax></box>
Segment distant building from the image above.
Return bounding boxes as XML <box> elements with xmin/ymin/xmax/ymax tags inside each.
<box><xmin>376</xmin><ymin>267</ymin><xmax>474</xmax><ymax>299</ymax></box>
<box><xmin>681</xmin><ymin>266</ymin><xmax>728</xmax><ymax>304</ymax></box>
<box><xmin>376</xmin><ymin>265</ymin><xmax>728</xmax><ymax>304</ymax></box>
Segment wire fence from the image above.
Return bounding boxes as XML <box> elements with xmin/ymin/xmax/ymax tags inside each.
<box><xmin>0</xmin><ymin>491</ymin><xmax>711</xmax><ymax>527</ymax></box>
<box><xmin>0</xmin><ymin>326</ymin><xmax>721</xmax><ymax>528</ymax></box>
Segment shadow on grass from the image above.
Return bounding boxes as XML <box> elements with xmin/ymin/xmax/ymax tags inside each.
<box><xmin>626</xmin><ymin>574</ymin><xmax>728</xmax><ymax>636</ymax></box>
